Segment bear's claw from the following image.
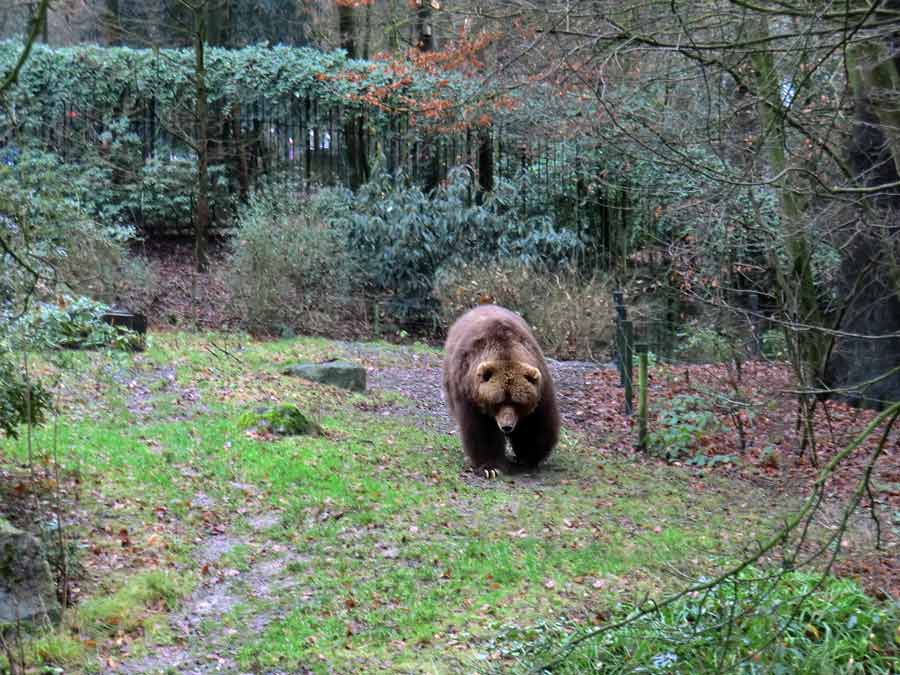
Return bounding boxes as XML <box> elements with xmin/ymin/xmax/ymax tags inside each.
<box><xmin>481</xmin><ymin>466</ymin><xmax>499</xmax><ymax>479</ymax></box>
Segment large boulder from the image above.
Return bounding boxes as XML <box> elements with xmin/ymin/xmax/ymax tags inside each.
<box><xmin>283</xmin><ymin>360</ymin><xmax>366</xmax><ymax>392</ymax></box>
<box><xmin>0</xmin><ymin>517</ymin><xmax>58</xmax><ymax>624</ymax></box>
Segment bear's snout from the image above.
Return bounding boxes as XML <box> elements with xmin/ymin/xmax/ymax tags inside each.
<box><xmin>496</xmin><ymin>405</ymin><xmax>518</xmax><ymax>435</ymax></box>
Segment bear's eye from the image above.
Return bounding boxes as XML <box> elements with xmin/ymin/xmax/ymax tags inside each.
<box><xmin>525</xmin><ymin>373</ymin><xmax>539</xmax><ymax>384</ymax></box>
<box><xmin>481</xmin><ymin>369</ymin><xmax>493</xmax><ymax>382</ymax></box>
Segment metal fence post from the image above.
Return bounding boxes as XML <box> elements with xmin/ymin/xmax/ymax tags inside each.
<box><xmin>636</xmin><ymin>344</ymin><xmax>649</xmax><ymax>449</ymax></box>
<box><xmin>613</xmin><ymin>289</ymin><xmax>627</xmax><ymax>387</ymax></box>
<box><xmin>623</xmin><ymin>320</ymin><xmax>633</xmax><ymax>416</ymax></box>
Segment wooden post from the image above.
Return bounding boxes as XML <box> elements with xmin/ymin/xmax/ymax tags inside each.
<box><xmin>623</xmin><ymin>320</ymin><xmax>634</xmax><ymax>415</ymax></box>
<box><xmin>637</xmin><ymin>344</ymin><xmax>649</xmax><ymax>450</ymax></box>
<box><xmin>373</xmin><ymin>301</ymin><xmax>381</xmax><ymax>338</ymax></box>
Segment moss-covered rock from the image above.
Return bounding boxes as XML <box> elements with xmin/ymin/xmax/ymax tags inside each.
<box><xmin>1</xmin><ymin>516</ymin><xmax>59</xmax><ymax>625</ymax></box>
<box><xmin>238</xmin><ymin>404</ymin><xmax>322</xmax><ymax>436</ymax></box>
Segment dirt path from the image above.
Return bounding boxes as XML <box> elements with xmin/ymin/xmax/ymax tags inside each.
<box><xmin>120</xmin><ymin>509</ymin><xmax>294</xmax><ymax>675</ymax></box>
<box><xmin>361</xmin><ymin>344</ymin><xmax>612</xmax><ymax>436</ymax></box>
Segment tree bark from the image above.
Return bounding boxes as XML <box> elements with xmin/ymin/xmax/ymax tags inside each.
<box><xmin>338</xmin><ymin>4</ymin><xmax>355</xmax><ymax>57</ymax></box>
<box><xmin>415</xmin><ymin>0</ymin><xmax>439</xmax><ymax>193</ymax></box>
<box><xmin>415</xmin><ymin>0</ymin><xmax>435</xmax><ymax>52</ymax></box>
<box><xmin>194</xmin><ymin>6</ymin><xmax>210</xmax><ymax>273</ymax></box>
<box><xmin>847</xmin><ymin>40</ymin><xmax>900</xmax><ymax>181</ymax></box>
<box><xmin>749</xmin><ymin>14</ymin><xmax>827</xmax><ymax>454</ymax></box>
<box><xmin>339</xmin><ymin>3</ymin><xmax>368</xmax><ymax>190</ymax></box>
<box><xmin>476</xmin><ymin>126</ymin><xmax>493</xmax><ymax>201</ymax></box>
<box><xmin>363</xmin><ymin>0</ymin><xmax>372</xmax><ymax>60</ymax></box>
<box><xmin>104</xmin><ymin>0</ymin><xmax>121</xmax><ymax>45</ymax></box>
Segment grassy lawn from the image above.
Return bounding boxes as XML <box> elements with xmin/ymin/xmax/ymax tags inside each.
<box><xmin>0</xmin><ymin>332</ymin><xmax>823</xmax><ymax>673</ymax></box>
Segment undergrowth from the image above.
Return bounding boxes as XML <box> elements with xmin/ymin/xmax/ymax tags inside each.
<box><xmin>1</xmin><ymin>333</ymin><xmax>896</xmax><ymax>674</ymax></box>
<box><xmin>496</xmin><ymin>567</ymin><xmax>900</xmax><ymax>674</ymax></box>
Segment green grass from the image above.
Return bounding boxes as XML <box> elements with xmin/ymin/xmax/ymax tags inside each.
<box><xmin>8</xmin><ymin>570</ymin><xmax>194</xmax><ymax>673</ymax></box>
<box><xmin>78</xmin><ymin>569</ymin><xmax>192</xmax><ymax>637</ymax></box>
<box><xmin>2</xmin><ymin>331</ymin><xmax>896</xmax><ymax>674</ymax></box>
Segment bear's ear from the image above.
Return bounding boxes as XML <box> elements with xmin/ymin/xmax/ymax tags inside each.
<box><xmin>522</xmin><ymin>364</ymin><xmax>541</xmax><ymax>386</ymax></box>
<box><xmin>476</xmin><ymin>361</ymin><xmax>497</xmax><ymax>382</ymax></box>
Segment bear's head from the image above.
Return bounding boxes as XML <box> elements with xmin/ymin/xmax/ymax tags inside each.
<box><xmin>473</xmin><ymin>360</ymin><xmax>542</xmax><ymax>434</ymax></box>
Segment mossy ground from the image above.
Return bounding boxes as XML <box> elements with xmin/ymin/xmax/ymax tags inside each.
<box><xmin>1</xmin><ymin>331</ymin><xmax>811</xmax><ymax>673</ymax></box>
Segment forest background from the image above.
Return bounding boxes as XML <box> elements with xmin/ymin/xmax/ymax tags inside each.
<box><xmin>1</xmin><ymin>0</ymin><xmax>900</xmax><ymax>673</ymax></box>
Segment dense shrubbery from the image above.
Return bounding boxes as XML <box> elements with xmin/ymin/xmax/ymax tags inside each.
<box><xmin>1</xmin><ymin>141</ymin><xmax>229</xmax><ymax>238</ymax></box>
<box><xmin>0</xmin><ymin>296</ymin><xmax>143</xmax><ymax>436</ymax></box>
<box><xmin>499</xmin><ymin>567</ymin><xmax>900</xmax><ymax>674</ymax></box>
<box><xmin>226</xmin><ymin>170</ymin><xmax>585</xmax><ymax>337</ymax></box>
<box><xmin>227</xmin><ymin>183</ymin><xmax>363</xmax><ymax>336</ymax></box>
<box><xmin>0</xmin><ymin>146</ymin><xmax>162</xmax><ymax>309</ymax></box>
<box><xmin>10</xmin><ymin>295</ymin><xmax>143</xmax><ymax>351</ymax></box>
<box><xmin>0</xmin><ymin>148</ymin><xmax>137</xmax><ymax>303</ymax></box>
<box><xmin>0</xmin><ymin>147</ymin><xmax>146</xmax><ymax>436</ymax></box>
<box><xmin>0</xmin><ymin>350</ymin><xmax>52</xmax><ymax>439</ymax></box>
<box><xmin>333</xmin><ymin>170</ymin><xmax>582</xmax><ymax>323</ymax></box>
<box><xmin>0</xmin><ymin>41</ymin><xmax>489</xmax><ymax>234</ymax></box>
<box><xmin>0</xmin><ymin>41</ymin><xmax>476</xmax><ymax>135</ymax></box>
<box><xmin>78</xmin><ymin>118</ymin><xmax>232</xmax><ymax>234</ymax></box>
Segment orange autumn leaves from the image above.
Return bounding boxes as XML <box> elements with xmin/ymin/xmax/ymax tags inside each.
<box><xmin>323</xmin><ymin>4</ymin><xmax>508</xmax><ymax>131</ymax></box>
<box><xmin>363</xmin><ymin>30</ymin><xmax>510</xmax><ymax>131</ymax></box>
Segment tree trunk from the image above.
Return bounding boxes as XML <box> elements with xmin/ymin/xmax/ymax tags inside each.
<box><xmin>104</xmin><ymin>0</ymin><xmax>121</xmax><ymax>45</ymax></box>
<box><xmin>338</xmin><ymin>4</ymin><xmax>355</xmax><ymax>57</ymax></box>
<box><xmin>847</xmin><ymin>40</ymin><xmax>900</xmax><ymax>181</ymax></box>
<box><xmin>750</xmin><ymin>15</ymin><xmax>823</xmax><ymax>358</ymax></box>
<box><xmin>415</xmin><ymin>0</ymin><xmax>439</xmax><ymax>193</ymax></box>
<box><xmin>749</xmin><ymin>14</ymin><xmax>826</xmax><ymax>454</ymax></box>
<box><xmin>363</xmin><ymin>0</ymin><xmax>372</xmax><ymax>60</ymax></box>
<box><xmin>194</xmin><ymin>7</ymin><xmax>210</xmax><ymax>273</ymax></box>
<box><xmin>415</xmin><ymin>0</ymin><xmax>434</xmax><ymax>52</ymax></box>
<box><xmin>232</xmin><ymin>102</ymin><xmax>250</xmax><ymax>200</ymax></box>
<box><xmin>339</xmin><ymin>3</ymin><xmax>368</xmax><ymax>190</ymax></box>
<box><xmin>206</xmin><ymin>0</ymin><xmax>231</xmax><ymax>47</ymax></box>
<box><xmin>476</xmin><ymin>125</ymin><xmax>493</xmax><ymax>202</ymax></box>
<box><xmin>386</xmin><ymin>0</ymin><xmax>401</xmax><ymax>52</ymax></box>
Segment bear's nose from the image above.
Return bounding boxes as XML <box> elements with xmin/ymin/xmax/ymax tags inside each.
<box><xmin>501</xmin><ymin>424</ymin><xmax>514</xmax><ymax>435</ymax></box>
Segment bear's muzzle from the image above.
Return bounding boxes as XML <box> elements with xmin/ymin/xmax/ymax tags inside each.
<box><xmin>496</xmin><ymin>405</ymin><xmax>518</xmax><ymax>435</ymax></box>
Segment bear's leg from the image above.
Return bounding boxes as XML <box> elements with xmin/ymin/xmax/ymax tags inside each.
<box><xmin>509</xmin><ymin>400</ymin><xmax>559</xmax><ymax>468</ymax></box>
<box><xmin>457</xmin><ymin>405</ymin><xmax>507</xmax><ymax>478</ymax></box>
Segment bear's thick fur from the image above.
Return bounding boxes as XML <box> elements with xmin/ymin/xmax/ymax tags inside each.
<box><xmin>442</xmin><ymin>305</ymin><xmax>559</xmax><ymax>476</ymax></box>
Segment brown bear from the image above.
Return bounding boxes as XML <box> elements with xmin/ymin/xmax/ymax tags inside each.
<box><xmin>442</xmin><ymin>304</ymin><xmax>560</xmax><ymax>477</ymax></box>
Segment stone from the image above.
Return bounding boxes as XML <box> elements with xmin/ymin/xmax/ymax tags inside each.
<box><xmin>282</xmin><ymin>360</ymin><xmax>366</xmax><ymax>392</ymax></box>
<box><xmin>238</xmin><ymin>404</ymin><xmax>322</xmax><ymax>436</ymax></box>
<box><xmin>0</xmin><ymin>517</ymin><xmax>58</xmax><ymax>625</ymax></box>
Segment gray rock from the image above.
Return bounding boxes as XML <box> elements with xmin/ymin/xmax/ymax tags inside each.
<box><xmin>0</xmin><ymin>517</ymin><xmax>58</xmax><ymax>625</ymax></box>
<box><xmin>283</xmin><ymin>360</ymin><xmax>366</xmax><ymax>392</ymax></box>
